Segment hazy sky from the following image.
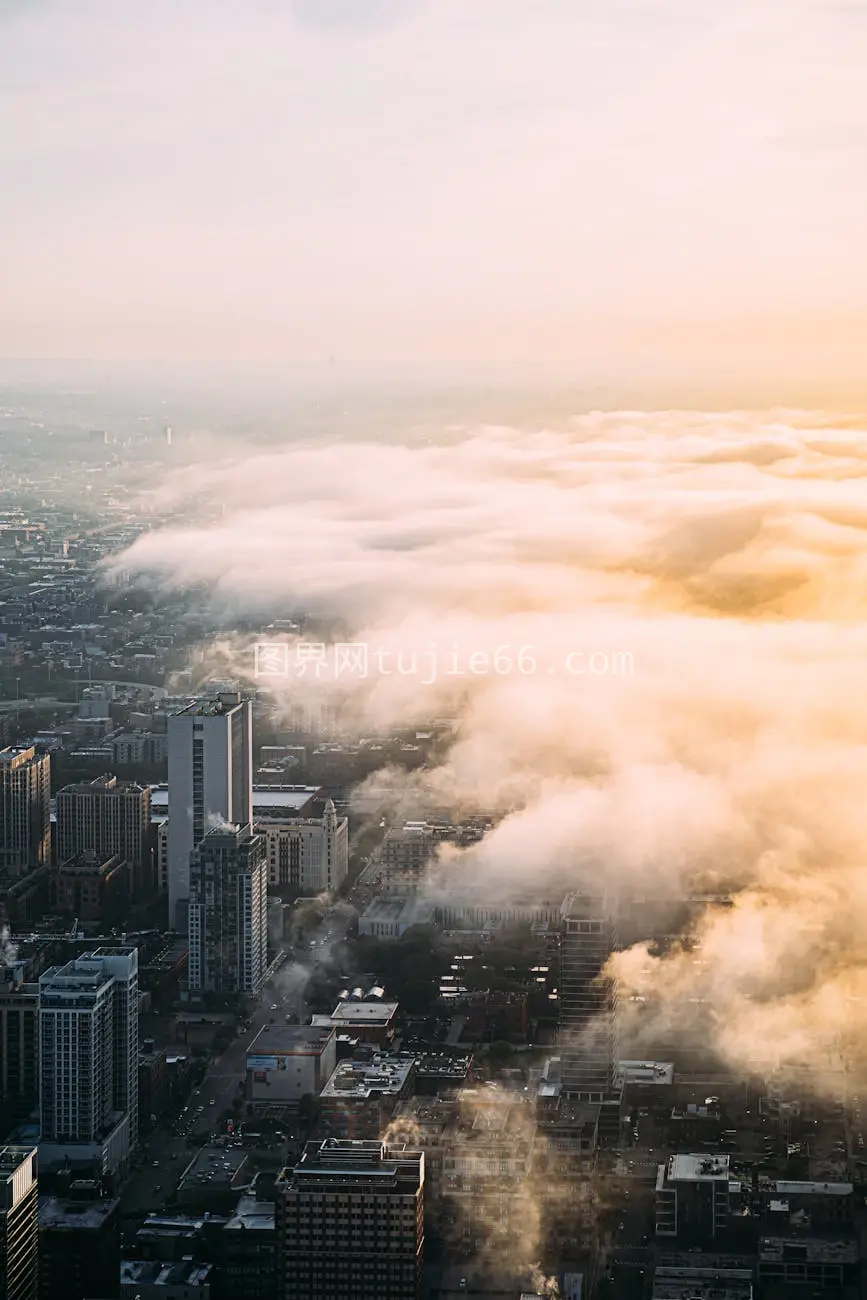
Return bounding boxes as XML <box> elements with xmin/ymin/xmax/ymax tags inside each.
<box><xmin>2</xmin><ymin>0</ymin><xmax>866</xmax><ymax>391</ymax></box>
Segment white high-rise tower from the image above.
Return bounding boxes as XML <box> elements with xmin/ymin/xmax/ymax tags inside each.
<box><xmin>167</xmin><ymin>692</ymin><xmax>252</xmax><ymax>931</ymax></box>
<box><xmin>38</xmin><ymin>946</ymin><xmax>138</xmax><ymax>1173</ymax></box>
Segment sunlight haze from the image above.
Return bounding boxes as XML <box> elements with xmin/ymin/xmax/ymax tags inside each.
<box><xmin>2</xmin><ymin>0</ymin><xmax>866</xmax><ymax>399</ymax></box>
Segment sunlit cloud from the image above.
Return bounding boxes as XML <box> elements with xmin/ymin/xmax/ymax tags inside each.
<box><xmin>110</xmin><ymin>407</ymin><xmax>867</xmax><ymax>1085</ymax></box>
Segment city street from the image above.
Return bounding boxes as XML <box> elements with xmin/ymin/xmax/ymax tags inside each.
<box><xmin>122</xmin><ymin>909</ymin><xmax>351</xmax><ymax>1217</ymax></box>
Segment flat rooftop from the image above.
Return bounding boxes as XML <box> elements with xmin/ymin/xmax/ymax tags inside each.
<box><xmin>39</xmin><ymin>1195</ymin><xmax>120</xmax><ymax>1231</ymax></box>
<box><xmin>0</xmin><ymin>1146</ymin><xmax>35</xmax><ymax>1178</ymax></box>
<box><xmin>121</xmin><ymin>1261</ymin><xmax>213</xmax><ymax>1288</ymax></box>
<box><xmin>360</xmin><ymin>896</ymin><xmax>436</xmax><ymax>922</ymax></box>
<box><xmin>758</xmin><ymin>1236</ymin><xmax>858</xmax><ymax>1263</ymax></box>
<box><xmin>653</xmin><ymin>1268</ymin><xmax>753</xmax><ymax>1300</ymax></box>
<box><xmin>322</xmin><ymin>1054</ymin><xmax>415</xmax><ymax>1101</ymax></box>
<box><xmin>224</xmin><ymin>1192</ymin><xmax>275</xmax><ymax>1233</ymax></box>
<box><xmin>666</xmin><ymin>1153</ymin><xmax>731</xmax><ymax>1182</ymax></box>
<box><xmin>617</xmin><ymin>1060</ymin><xmax>675</xmax><ymax>1086</ymax></box>
<box><xmin>150</xmin><ymin>785</ymin><xmax>322</xmax><ymax>823</ymax></box>
<box><xmin>247</xmin><ymin>1024</ymin><xmax>334</xmax><ymax>1056</ymax></box>
<box><xmin>415</xmin><ymin>1052</ymin><xmax>473</xmax><ymax>1078</ymax></box>
<box><xmin>173</xmin><ymin>695</ymin><xmax>244</xmax><ymax>717</ymax></box>
<box><xmin>330</xmin><ymin>1001</ymin><xmax>399</xmax><ymax>1024</ymax></box>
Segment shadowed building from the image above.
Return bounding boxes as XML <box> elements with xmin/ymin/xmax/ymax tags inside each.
<box><xmin>275</xmin><ymin>1139</ymin><xmax>424</xmax><ymax>1299</ymax></box>
<box><xmin>187</xmin><ymin>824</ymin><xmax>267</xmax><ymax>997</ymax></box>
<box><xmin>559</xmin><ymin>891</ymin><xmax>618</xmax><ymax>1100</ymax></box>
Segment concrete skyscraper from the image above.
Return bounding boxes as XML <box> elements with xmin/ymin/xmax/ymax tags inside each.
<box><xmin>0</xmin><ymin>747</ymin><xmax>51</xmax><ymax>876</ymax></box>
<box><xmin>38</xmin><ymin>947</ymin><xmax>138</xmax><ymax>1174</ymax></box>
<box><xmin>559</xmin><ymin>891</ymin><xmax>618</xmax><ymax>1100</ymax></box>
<box><xmin>167</xmin><ymin>693</ymin><xmax>252</xmax><ymax>930</ymax></box>
<box><xmin>188</xmin><ymin>824</ymin><xmax>267</xmax><ymax>997</ymax></box>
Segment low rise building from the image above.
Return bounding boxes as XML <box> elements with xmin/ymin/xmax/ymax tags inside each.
<box><xmin>246</xmin><ymin>1025</ymin><xmax>337</xmax><ymax>1108</ymax></box>
<box><xmin>310</xmin><ymin>999</ymin><xmax>399</xmax><ymax>1048</ymax></box>
<box><xmin>120</xmin><ymin>1260</ymin><xmax>213</xmax><ymax>1300</ymax></box>
<box><xmin>414</xmin><ymin>1054</ymin><xmax>474</xmax><ymax>1097</ymax></box>
<box><xmin>358</xmin><ymin>896</ymin><xmax>437</xmax><ymax>940</ymax></box>
<box><xmin>756</xmin><ymin>1236</ymin><xmax>858</xmax><ymax>1290</ymax></box>
<box><xmin>138</xmin><ymin>1045</ymin><xmax>169</xmax><ymax>1133</ymax></box>
<box><xmin>221</xmin><ymin>1191</ymin><xmax>276</xmax><ymax>1300</ymax></box>
<box><xmin>319</xmin><ymin>1054</ymin><xmax>416</xmax><ymax>1139</ymax></box>
<box><xmin>655</xmin><ymin>1154</ymin><xmax>737</xmax><ymax>1244</ymax></box>
<box><xmin>652</xmin><ymin>1265</ymin><xmax>753</xmax><ymax>1300</ymax></box>
<box><xmin>38</xmin><ymin>1192</ymin><xmax>121</xmax><ymax>1300</ymax></box>
<box><xmin>132</xmin><ymin>1212</ymin><xmax>227</xmax><ymax>1263</ymax></box>
<box><xmin>754</xmin><ymin>1178</ymin><xmax>853</xmax><ymax>1229</ymax></box>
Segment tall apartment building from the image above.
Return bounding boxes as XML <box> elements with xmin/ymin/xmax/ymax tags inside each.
<box><xmin>0</xmin><ymin>748</ymin><xmax>51</xmax><ymax>876</ymax></box>
<box><xmin>0</xmin><ymin>1146</ymin><xmax>38</xmax><ymax>1300</ymax></box>
<box><xmin>167</xmin><ymin>694</ymin><xmax>252</xmax><ymax>930</ymax></box>
<box><xmin>275</xmin><ymin>1139</ymin><xmax>424</xmax><ymax>1300</ymax></box>
<box><xmin>0</xmin><ymin>965</ymin><xmax>39</xmax><ymax>1138</ymax></box>
<box><xmin>38</xmin><ymin>947</ymin><xmax>138</xmax><ymax>1174</ymax></box>
<box><xmin>258</xmin><ymin>799</ymin><xmax>348</xmax><ymax>894</ymax></box>
<box><xmin>188</xmin><ymin>825</ymin><xmax>267</xmax><ymax>997</ymax></box>
<box><xmin>559</xmin><ymin>891</ymin><xmax>618</xmax><ymax>1099</ymax></box>
<box><xmin>55</xmin><ymin>776</ymin><xmax>151</xmax><ymax>889</ymax></box>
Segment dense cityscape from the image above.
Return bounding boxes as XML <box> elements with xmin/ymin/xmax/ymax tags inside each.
<box><xmin>0</xmin><ymin>408</ymin><xmax>865</xmax><ymax>1300</ymax></box>
<box><xmin>3</xmin><ymin>0</ymin><xmax>866</xmax><ymax>1296</ymax></box>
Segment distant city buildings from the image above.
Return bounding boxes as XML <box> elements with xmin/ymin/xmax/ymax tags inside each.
<box><xmin>0</xmin><ymin>747</ymin><xmax>51</xmax><ymax>876</ymax></box>
<box><xmin>38</xmin><ymin>947</ymin><xmax>139</xmax><ymax>1174</ymax></box>
<box><xmin>188</xmin><ymin>825</ymin><xmax>267</xmax><ymax>997</ymax></box>
<box><xmin>0</xmin><ymin>1145</ymin><xmax>38</xmax><ymax>1300</ymax></box>
<box><xmin>275</xmin><ymin>1139</ymin><xmax>424</xmax><ymax>1299</ymax></box>
<box><xmin>167</xmin><ymin>693</ymin><xmax>252</xmax><ymax>930</ymax></box>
